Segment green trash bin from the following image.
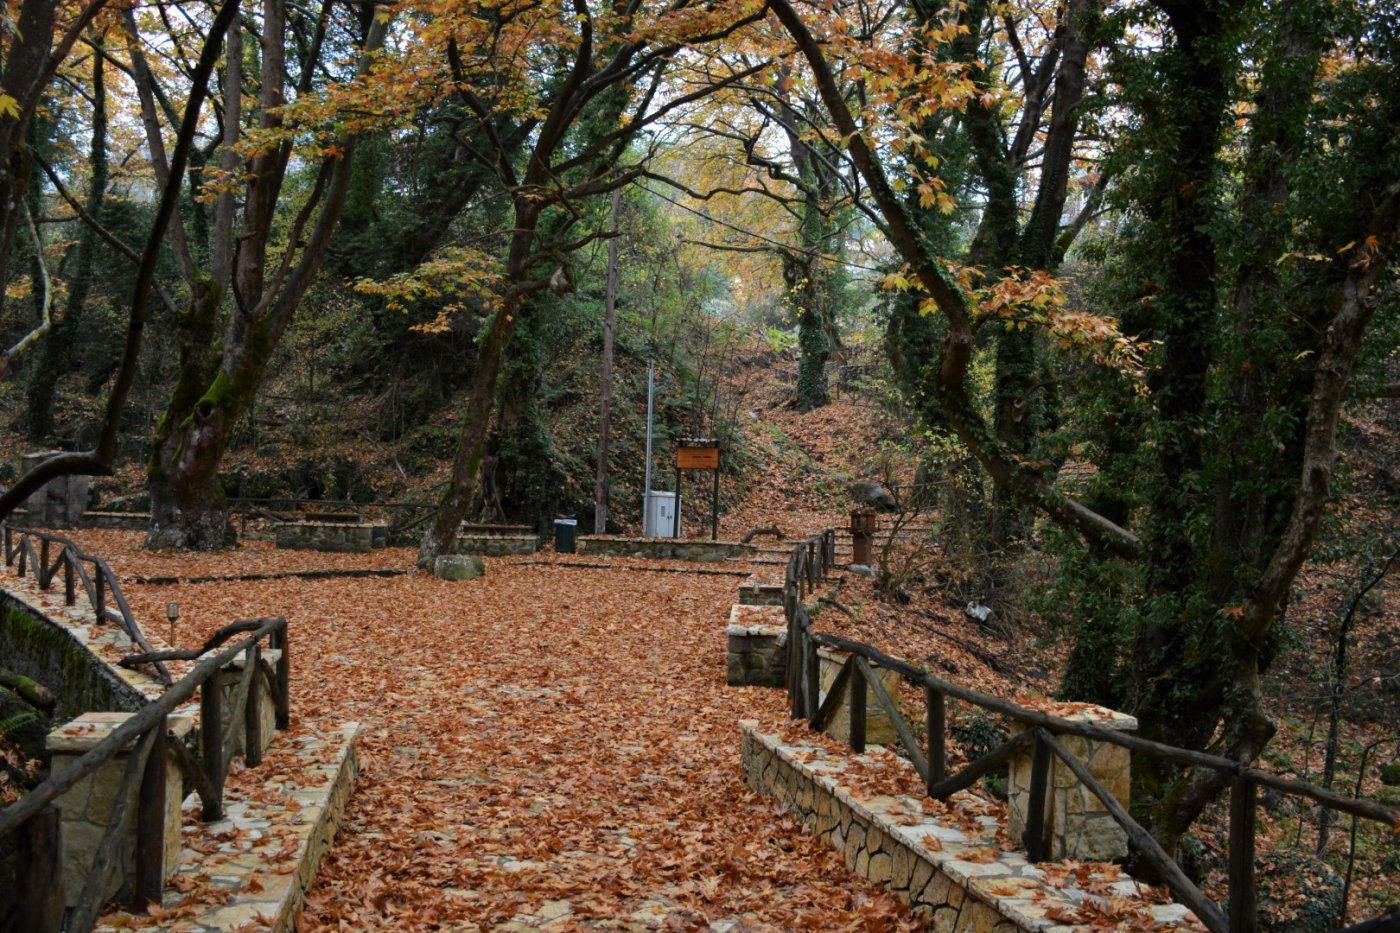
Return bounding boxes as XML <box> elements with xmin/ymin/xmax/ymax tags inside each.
<box><xmin>553</xmin><ymin>517</ymin><xmax>577</xmax><ymax>553</ymax></box>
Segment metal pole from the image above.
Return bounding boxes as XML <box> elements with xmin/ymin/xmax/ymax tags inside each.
<box><xmin>594</xmin><ymin>188</ymin><xmax>620</xmax><ymax>535</ymax></box>
<box><xmin>673</xmin><ymin>460</ymin><xmax>681</xmax><ymax>539</ymax></box>
<box><xmin>643</xmin><ymin>361</ymin><xmax>655</xmax><ymax>532</ymax></box>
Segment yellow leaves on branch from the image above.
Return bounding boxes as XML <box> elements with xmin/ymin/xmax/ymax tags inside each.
<box><xmin>354</xmin><ymin>246</ymin><xmax>501</xmax><ymax>330</ymax></box>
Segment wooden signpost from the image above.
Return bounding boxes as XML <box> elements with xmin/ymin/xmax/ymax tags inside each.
<box><xmin>674</xmin><ymin>439</ymin><xmax>721</xmax><ymax>539</ymax></box>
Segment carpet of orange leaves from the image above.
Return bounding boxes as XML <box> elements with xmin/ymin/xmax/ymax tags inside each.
<box><xmin>77</xmin><ymin>530</ymin><xmax>923</xmax><ymax>930</ymax></box>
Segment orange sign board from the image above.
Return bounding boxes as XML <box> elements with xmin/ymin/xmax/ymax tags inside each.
<box><xmin>676</xmin><ymin>446</ymin><xmax>720</xmax><ymax>470</ymax></box>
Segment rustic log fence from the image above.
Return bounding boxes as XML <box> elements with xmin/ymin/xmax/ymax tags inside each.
<box><xmin>2</xmin><ymin>525</ymin><xmax>171</xmax><ymax>686</ymax></box>
<box><xmin>780</xmin><ymin>530</ymin><xmax>1400</xmax><ymax>933</ymax></box>
<box><xmin>0</xmin><ymin>615</ymin><xmax>289</xmax><ymax>932</ymax></box>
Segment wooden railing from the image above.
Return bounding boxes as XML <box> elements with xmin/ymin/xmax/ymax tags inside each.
<box><xmin>0</xmin><ymin>616</ymin><xmax>290</xmax><ymax>932</ymax></box>
<box><xmin>2</xmin><ymin>525</ymin><xmax>171</xmax><ymax>686</ymax></box>
<box><xmin>779</xmin><ymin>531</ymin><xmax>1400</xmax><ymax>933</ymax></box>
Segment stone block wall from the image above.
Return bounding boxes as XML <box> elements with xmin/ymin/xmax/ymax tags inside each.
<box><xmin>741</xmin><ymin>722</ymin><xmax>1196</xmax><ymax>932</ymax></box>
<box><xmin>1006</xmin><ymin>708</ymin><xmax>1137</xmax><ymax>862</ymax></box>
<box><xmin>742</xmin><ymin>722</ymin><xmax>1021</xmax><ymax>931</ymax></box>
<box><xmin>0</xmin><ymin>592</ymin><xmax>149</xmax><ymax>721</ymax></box>
<box><xmin>817</xmin><ymin>648</ymin><xmax>903</xmax><ymax>746</ymax></box>
<box><xmin>577</xmin><ymin>536</ymin><xmax>754</xmax><ymax>562</ymax></box>
<box><xmin>22</xmin><ymin>451</ymin><xmax>90</xmax><ymax>527</ymax></box>
<box><xmin>452</xmin><ymin>534</ymin><xmax>541</xmax><ymax>556</ymax></box>
<box><xmin>274</xmin><ymin>522</ymin><xmax>382</xmax><ymax>553</ymax></box>
<box><xmin>738</xmin><ymin>582</ymin><xmax>784</xmax><ymax>606</ymax></box>
<box><xmin>47</xmin><ymin>712</ymin><xmax>195</xmax><ymax>908</ymax></box>
<box><xmin>80</xmin><ymin>512</ymin><xmax>153</xmax><ymax>531</ymax></box>
<box><xmin>727</xmin><ymin>604</ymin><xmax>789</xmax><ymax>688</ymax></box>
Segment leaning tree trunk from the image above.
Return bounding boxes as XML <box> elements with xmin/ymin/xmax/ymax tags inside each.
<box><xmin>419</xmin><ymin>301</ymin><xmax>519</xmax><ymax>567</ymax></box>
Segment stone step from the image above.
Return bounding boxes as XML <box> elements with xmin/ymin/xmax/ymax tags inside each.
<box><xmin>98</xmin><ymin>721</ymin><xmax>362</xmax><ymax>933</ymax></box>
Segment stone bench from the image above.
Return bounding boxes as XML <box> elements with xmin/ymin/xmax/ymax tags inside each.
<box><xmin>274</xmin><ymin>521</ymin><xmax>387</xmax><ymax>553</ymax></box>
<box><xmin>452</xmin><ymin>533</ymin><xmax>541</xmax><ymax>557</ymax></box>
<box><xmin>726</xmin><ymin>605</ymin><xmax>787</xmax><ymax>687</ymax></box>
<box><xmin>577</xmin><ymin>536</ymin><xmax>755</xmax><ymax>562</ymax></box>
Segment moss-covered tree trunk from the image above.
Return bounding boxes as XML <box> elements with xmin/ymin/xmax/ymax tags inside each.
<box><xmin>142</xmin><ymin>7</ymin><xmax>384</xmax><ymax>549</ymax></box>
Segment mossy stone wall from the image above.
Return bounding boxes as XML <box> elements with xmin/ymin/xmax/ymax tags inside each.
<box><xmin>0</xmin><ymin>592</ymin><xmax>147</xmax><ymax>724</ymax></box>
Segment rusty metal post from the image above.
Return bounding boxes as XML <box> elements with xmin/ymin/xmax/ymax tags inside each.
<box><xmin>850</xmin><ymin>508</ymin><xmax>876</xmax><ymax>566</ymax></box>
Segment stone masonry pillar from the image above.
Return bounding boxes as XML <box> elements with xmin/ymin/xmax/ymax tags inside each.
<box><xmin>1006</xmin><ymin>706</ymin><xmax>1137</xmax><ymax>861</ymax></box>
<box><xmin>45</xmin><ymin>712</ymin><xmax>193</xmax><ymax>908</ymax></box>
<box><xmin>21</xmin><ymin>451</ymin><xmax>90</xmax><ymax>527</ymax></box>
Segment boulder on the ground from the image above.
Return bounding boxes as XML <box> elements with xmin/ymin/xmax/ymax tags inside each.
<box><xmin>434</xmin><ymin>555</ymin><xmax>485</xmax><ymax>581</ymax></box>
<box><xmin>849</xmin><ymin>480</ymin><xmax>897</xmax><ymax>512</ymax></box>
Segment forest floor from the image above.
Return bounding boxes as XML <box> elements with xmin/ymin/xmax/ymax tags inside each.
<box><xmin>54</xmin><ymin>369</ymin><xmax>1062</xmax><ymax>930</ymax></box>
<box><xmin>6</xmin><ymin>355</ymin><xmax>1396</xmax><ymax>928</ymax></box>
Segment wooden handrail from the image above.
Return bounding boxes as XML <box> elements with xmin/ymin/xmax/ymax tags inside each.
<box><xmin>0</xmin><ymin>616</ymin><xmax>285</xmax><ymax>837</ymax></box>
<box><xmin>1</xmin><ymin>524</ymin><xmax>172</xmax><ymax>685</ymax></box>
<box><xmin>777</xmin><ymin>526</ymin><xmax>1400</xmax><ymax>930</ymax></box>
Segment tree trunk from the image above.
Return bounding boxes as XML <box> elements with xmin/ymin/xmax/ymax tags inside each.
<box><xmin>419</xmin><ymin>301</ymin><xmax>519</xmax><ymax>566</ymax></box>
<box><xmin>27</xmin><ymin>37</ymin><xmax>107</xmax><ymax>442</ymax></box>
<box><xmin>143</xmin><ymin>8</ymin><xmax>385</xmax><ymax>549</ymax></box>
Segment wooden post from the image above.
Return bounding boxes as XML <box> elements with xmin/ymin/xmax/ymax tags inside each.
<box><xmin>1229</xmin><ymin>777</ymin><xmax>1258</xmax><ymax>933</ymax></box>
<box><xmin>805</xmin><ymin>634</ymin><xmax>820</xmax><ymax>726</ymax></box>
<box><xmin>926</xmin><ymin>684</ymin><xmax>946</xmax><ymax>794</ymax></box>
<box><xmin>244</xmin><ymin>643</ymin><xmax>263</xmax><ymax>767</ymax></box>
<box><xmin>200</xmin><ymin>680</ymin><xmax>224</xmax><ymax>820</ymax></box>
<box><xmin>64</xmin><ymin>550</ymin><xmax>75</xmax><ymax>605</ymax></box>
<box><xmin>16</xmin><ymin>805</ymin><xmax>64</xmax><ymax>933</ymax></box>
<box><xmin>849</xmin><ymin>659</ymin><xmax>866</xmax><ymax>754</ymax></box>
<box><xmin>274</xmin><ymin>626</ymin><xmax>290</xmax><ymax>730</ymax></box>
<box><xmin>95</xmin><ymin>569</ymin><xmax>105</xmax><ymax>625</ymax></box>
<box><xmin>40</xmin><ymin>537</ymin><xmax>50</xmax><ymax>587</ymax></box>
<box><xmin>792</xmin><ymin>625</ymin><xmax>807</xmax><ymax>719</ymax></box>
<box><xmin>133</xmin><ymin>717</ymin><xmax>168</xmax><ymax>909</ymax></box>
<box><xmin>711</xmin><ymin>461</ymin><xmax>719</xmax><ymax>541</ymax></box>
<box><xmin>1024</xmin><ymin>729</ymin><xmax>1051</xmax><ymax>862</ymax></box>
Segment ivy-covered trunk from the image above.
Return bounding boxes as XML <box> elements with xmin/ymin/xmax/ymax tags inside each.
<box><xmin>786</xmin><ymin>251</ymin><xmax>831</xmax><ymax>413</ymax></box>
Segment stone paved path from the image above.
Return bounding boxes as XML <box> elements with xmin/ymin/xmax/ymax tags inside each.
<box><xmin>120</xmin><ymin>557</ymin><xmax>920</xmax><ymax>930</ymax></box>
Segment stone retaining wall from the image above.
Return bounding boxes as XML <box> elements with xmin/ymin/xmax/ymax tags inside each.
<box><xmin>81</xmin><ymin>511</ymin><xmax>152</xmax><ymax>531</ymax></box>
<box><xmin>577</xmin><ymin>536</ymin><xmax>754</xmax><ymax>562</ymax></box>
<box><xmin>738</xmin><ymin>582</ymin><xmax>784</xmax><ymax>606</ymax></box>
<box><xmin>0</xmin><ymin>591</ymin><xmax>150</xmax><ymax>720</ymax></box>
<box><xmin>741</xmin><ymin>722</ymin><xmax>1197</xmax><ymax>931</ymax></box>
